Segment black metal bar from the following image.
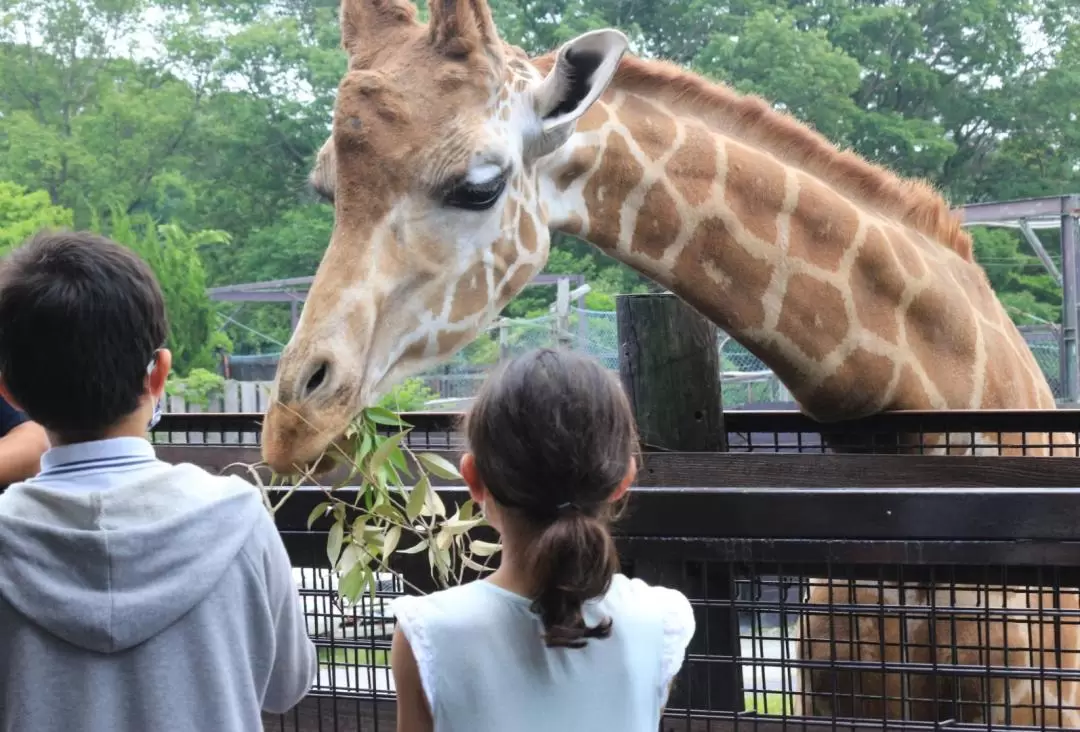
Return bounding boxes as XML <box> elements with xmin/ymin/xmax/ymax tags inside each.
<box><xmin>271</xmin><ymin>484</ymin><xmax>1080</xmax><ymax>542</ymax></box>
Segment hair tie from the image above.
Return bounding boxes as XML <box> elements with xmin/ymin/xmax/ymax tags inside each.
<box><xmin>556</xmin><ymin>501</ymin><xmax>579</xmax><ymax>514</ymax></box>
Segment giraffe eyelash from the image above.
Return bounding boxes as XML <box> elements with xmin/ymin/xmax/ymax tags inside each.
<box><xmin>442</xmin><ymin>169</ymin><xmax>508</xmax><ymax>211</ymax></box>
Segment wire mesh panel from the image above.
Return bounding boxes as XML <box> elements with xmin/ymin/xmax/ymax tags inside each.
<box><xmin>151</xmin><ymin>412</ymin><xmax>1080</xmax><ymax>731</ymax></box>
<box><xmin>262</xmin><ymin>533</ymin><xmax>402</xmax><ymax>731</ymax></box>
<box><xmin>723</xmin><ymin>410</ymin><xmax>1080</xmax><ymax>455</ymax></box>
<box><xmin>152</xmin><ymin>409</ymin><xmax>1080</xmax><ymax>456</ymax></box>
<box><xmin>657</xmin><ymin>558</ymin><xmax>1080</xmax><ymax>732</ymax></box>
<box><xmin>256</xmin><ymin>484</ymin><xmax>1080</xmax><ymax>732</ymax></box>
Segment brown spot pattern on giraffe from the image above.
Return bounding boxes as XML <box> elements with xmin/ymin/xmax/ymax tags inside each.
<box><xmin>664</xmin><ymin>123</ymin><xmax>715</xmax><ymax>207</ymax></box>
<box><xmin>631</xmin><ymin>183</ymin><xmax>680</xmax><ymax>256</ymax></box>
<box><xmin>497</xmin><ymin>262</ymin><xmax>535</xmax><ymax>303</ymax></box>
<box><xmin>810</xmin><ymin>347</ymin><xmax>895</xmax><ymax>418</ymax></box>
<box><xmin>399</xmin><ymin>338</ymin><xmax>429</xmax><ymax>368</ymax></box>
<box><xmin>448</xmin><ymin>262</ymin><xmax>490</xmax><ymax>323</ymax></box>
<box><xmin>886</xmin><ymin>226</ymin><xmax>927</xmax><ymax>280</ymax></box>
<box><xmin>849</xmin><ymin>229</ymin><xmax>907</xmax><ymax>345</ymax></box>
<box><xmin>575</xmin><ymin>103</ymin><xmax>609</xmax><ymax>134</ymax></box>
<box><xmin>583</xmin><ymin>132</ymin><xmax>644</xmax><ymax>251</ymax></box>
<box><xmin>949</xmin><ymin>257</ymin><xmax>1000</xmax><ymax>322</ymax></box>
<box><xmin>979</xmin><ymin>327</ymin><xmax>1033</xmax><ymax>409</ymax></box>
<box><xmin>491</xmin><ymin>235</ymin><xmax>518</xmax><ymax>278</ymax></box>
<box><xmin>556</xmin><ymin>146</ymin><xmax>599</xmax><ymax>192</ymax></box>
<box><xmin>775</xmin><ymin>273</ymin><xmax>848</xmax><ymax>362</ymax></box>
<box><xmin>437</xmin><ymin>330</ymin><xmax>472</xmax><ymax>355</ymax></box>
<box><xmin>619</xmin><ymin>94</ymin><xmax>677</xmax><ymax>162</ymax></box>
<box><xmin>560</xmin><ymin>214</ymin><xmax>584</xmax><ymax>235</ymax></box>
<box><xmin>786</xmin><ymin>174</ymin><xmax>859</xmax><ymax>273</ymax></box>
<box><xmin>905</xmin><ymin>287</ymin><xmax>978</xmax><ymax>407</ymax></box>
<box><xmin>889</xmin><ymin>362</ymin><xmax>934</xmax><ymax>410</ymax></box>
<box><xmin>518</xmin><ymin>210</ymin><xmax>539</xmax><ymax>252</ymax></box>
<box><xmin>723</xmin><ymin>141</ymin><xmax>784</xmax><ymax>245</ymax></box>
<box><xmin>672</xmin><ymin>216</ymin><xmax>772</xmax><ymax>332</ymax></box>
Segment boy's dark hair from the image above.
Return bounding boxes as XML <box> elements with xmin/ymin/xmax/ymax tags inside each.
<box><xmin>0</xmin><ymin>230</ymin><xmax>168</xmax><ymax>440</ymax></box>
<box><xmin>464</xmin><ymin>348</ymin><xmax>637</xmax><ymax>649</ymax></box>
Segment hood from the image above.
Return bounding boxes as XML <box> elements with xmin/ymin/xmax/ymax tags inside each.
<box><xmin>0</xmin><ymin>463</ymin><xmax>267</xmax><ymax>653</ymax></box>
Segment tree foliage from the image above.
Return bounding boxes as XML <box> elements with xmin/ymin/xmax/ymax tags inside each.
<box><xmin>0</xmin><ymin>182</ymin><xmax>73</xmax><ymax>253</ymax></box>
<box><xmin>88</xmin><ymin>206</ymin><xmax>232</xmax><ymax>374</ymax></box>
<box><xmin>0</xmin><ymin>0</ymin><xmax>1076</xmax><ymax>355</ymax></box>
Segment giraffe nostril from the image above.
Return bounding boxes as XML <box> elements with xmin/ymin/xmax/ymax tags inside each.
<box><xmin>303</xmin><ymin>361</ymin><xmax>330</xmax><ymax>399</ymax></box>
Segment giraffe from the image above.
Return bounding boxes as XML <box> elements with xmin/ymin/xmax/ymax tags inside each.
<box><xmin>259</xmin><ymin>0</ymin><xmax>1080</xmax><ymax>725</ymax></box>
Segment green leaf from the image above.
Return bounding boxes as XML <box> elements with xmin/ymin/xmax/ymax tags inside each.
<box><xmin>389</xmin><ymin>446</ymin><xmax>412</xmax><ymax>478</ymax></box>
<box><xmin>417</xmin><ymin>452</ymin><xmax>462</xmax><ymax>481</ymax></box>
<box><xmin>355</xmin><ymin>430</ymin><xmax>373</xmax><ymax>462</ymax></box>
<box><xmin>458</xmin><ymin>499</ymin><xmax>475</xmax><ymax>522</ymax></box>
<box><xmin>424</xmin><ymin>484</ymin><xmax>447</xmax><ymax>518</ymax></box>
<box><xmin>337</xmin><ymin>543</ymin><xmax>365</xmax><ymax>576</ymax></box>
<box><xmin>365</xmin><ymin>406</ymin><xmax>408</xmax><ymax>427</ymax></box>
<box><xmin>372</xmin><ymin>501</ymin><xmax>405</xmax><ymax>524</ymax></box>
<box><xmin>369</xmin><ymin>430</ymin><xmax>409</xmax><ymax>477</ymax></box>
<box><xmin>385</xmin><ymin>460</ymin><xmax>404</xmax><ymax>487</ymax></box>
<box><xmin>398</xmin><ymin>538</ymin><xmax>429</xmax><ymax>555</ymax></box>
<box><xmin>470</xmin><ymin>540</ymin><xmax>502</xmax><ymax>557</ymax></box>
<box><xmin>327</xmin><ymin>519</ymin><xmax>345</xmax><ymax>567</ymax></box>
<box><xmin>406</xmin><ymin>475</ymin><xmax>430</xmax><ymax>521</ymax></box>
<box><xmin>443</xmin><ymin>515</ymin><xmax>485</xmax><ymax>536</ymax></box>
<box><xmin>307</xmin><ymin>501</ymin><xmax>331</xmax><ymax>529</ymax></box>
<box><xmin>339</xmin><ymin>562</ymin><xmax>368</xmax><ymax>605</ymax></box>
<box><xmin>352</xmin><ymin>515</ymin><xmax>369</xmax><ymax>536</ymax></box>
<box><xmin>383</xmin><ymin>525</ymin><xmax>402</xmax><ymax>557</ymax></box>
<box><xmin>460</xmin><ymin>554</ymin><xmax>493</xmax><ymax>573</ymax></box>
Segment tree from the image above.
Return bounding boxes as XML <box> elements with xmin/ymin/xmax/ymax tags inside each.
<box><xmin>89</xmin><ymin>206</ymin><xmax>232</xmax><ymax>374</ymax></box>
<box><xmin>0</xmin><ymin>182</ymin><xmax>73</xmax><ymax>253</ymax></box>
<box><xmin>1</xmin><ymin>0</ymin><xmax>1076</xmax><ymax>360</ymax></box>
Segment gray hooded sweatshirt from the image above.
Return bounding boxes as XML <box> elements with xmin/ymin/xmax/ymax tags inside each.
<box><xmin>0</xmin><ymin>461</ymin><xmax>318</xmax><ymax>731</ymax></box>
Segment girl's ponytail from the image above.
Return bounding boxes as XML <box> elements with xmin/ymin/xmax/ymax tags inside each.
<box><xmin>463</xmin><ymin>348</ymin><xmax>638</xmax><ymax>649</ymax></box>
<box><xmin>525</xmin><ymin>509</ymin><xmax>620</xmax><ymax>648</ymax></box>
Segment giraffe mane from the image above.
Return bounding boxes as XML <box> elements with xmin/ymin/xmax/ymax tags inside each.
<box><xmin>533</xmin><ymin>52</ymin><xmax>973</xmax><ymax>261</ymax></box>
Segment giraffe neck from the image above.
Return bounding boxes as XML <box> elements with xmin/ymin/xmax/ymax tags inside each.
<box><xmin>541</xmin><ymin>77</ymin><xmax>1055</xmax><ymax>418</ymax></box>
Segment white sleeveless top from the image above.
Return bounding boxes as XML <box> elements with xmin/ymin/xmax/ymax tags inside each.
<box><xmin>390</xmin><ymin>573</ymin><xmax>696</xmax><ymax>731</ymax></box>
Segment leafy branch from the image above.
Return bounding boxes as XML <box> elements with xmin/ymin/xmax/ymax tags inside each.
<box><xmin>242</xmin><ymin>407</ymin><xmax>501</xmax><ymax>606</ymax></box>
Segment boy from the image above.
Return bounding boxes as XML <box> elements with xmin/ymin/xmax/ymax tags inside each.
<box><xmin>0</xmin><ymin>231</ymin><xmax>317</xmax><ymax>730</ymax></box>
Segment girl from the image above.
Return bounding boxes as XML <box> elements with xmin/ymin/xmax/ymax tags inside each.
<box><xmin>390</xmin><ymin>348</ymin><xmax>696</xmax><ymax>731</ymax></box>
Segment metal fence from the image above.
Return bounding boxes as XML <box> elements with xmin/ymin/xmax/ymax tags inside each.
<box><xmin>150</xmin><ymin>408</ymin><xmax>1080</xmax><ymax>731</ymax></box>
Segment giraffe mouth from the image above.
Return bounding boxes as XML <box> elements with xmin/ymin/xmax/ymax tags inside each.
<box><xmin>260</xmin><ymin>399</ymin><xmax>359</xmax><ymax>477</ymax></box>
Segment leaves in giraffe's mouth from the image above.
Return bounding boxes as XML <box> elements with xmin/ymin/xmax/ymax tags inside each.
<box><xmin>253</xmin><ymin>406</ymin><xmax>500</xmax><ymax>605</ymax></box>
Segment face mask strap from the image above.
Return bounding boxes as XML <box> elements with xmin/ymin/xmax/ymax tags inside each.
<box><xmin>146</xmin><ymin>346</ymin><xmax>165</xmax><ymax>431</ymax></box>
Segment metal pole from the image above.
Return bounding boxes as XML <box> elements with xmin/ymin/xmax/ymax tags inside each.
<box><xmin>1061</xmin><ymin>196</ymin><xmax>1080</xmax><ymax>403</ymax></box>
<box><xmin>1019</xmin><ymin>219</ymin><xmax>1063</xmax><ymax>285</ymax></box>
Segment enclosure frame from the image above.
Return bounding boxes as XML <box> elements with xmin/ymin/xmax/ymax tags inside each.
<box><xmin>957</xmin><ymin>194</ymin><xmax>1080</xmax><ymax>402</ymax></box>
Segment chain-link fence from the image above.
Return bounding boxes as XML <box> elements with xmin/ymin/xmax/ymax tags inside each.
<box><xmin>221</xmin><ymin>312</ymin><xmax>1066</xmax><ymax>409</ymax></box>
<box><xmin>1020</xmin><ymin>324</ymin><xmax>1064</xmax><ymax>399</ymax></box>
<box><xmin>417</xmin><ymin>309</ymin><xmax>794</xmax><ymax>408</ymax></box>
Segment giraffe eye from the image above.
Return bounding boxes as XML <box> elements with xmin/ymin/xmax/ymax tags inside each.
<box><xmin>443</xmin><ymin>172</ymin><xmax>507</xmax><ymax>211</ymax></box>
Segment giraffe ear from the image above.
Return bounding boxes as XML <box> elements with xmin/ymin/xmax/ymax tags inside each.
<box><xmin>527</xmin><ymin>29</ymin><xmax>627</xmax><ymax>156</ymax></box>
<box><xmin>341</xmin><ymin>0</ymin><xmax>419</xmax><ymax>66</ymax></box>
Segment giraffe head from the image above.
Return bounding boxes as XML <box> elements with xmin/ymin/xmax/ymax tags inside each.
<box><xmin>261</xmin><ymin>0</ymin><xmax>628</xmax><ymax>474</ymax></box>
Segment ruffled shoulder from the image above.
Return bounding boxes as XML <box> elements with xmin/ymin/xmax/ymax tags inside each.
<box><xmin>657</xmin><ymin>587</ymin><xmax>696</xmax><ymax>687</ymax></box>
<box><xmin>389</xmin><ymin>594</ymin><xmax>438</xmax><ymax>712</ymax></box>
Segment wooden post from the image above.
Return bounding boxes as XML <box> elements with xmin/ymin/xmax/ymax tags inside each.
<box><xmin>616</xmin><ymin>293</ymin><xmax>726</xmax><ymax>451</ymax></box>
<box><xmin>615</xmin><ymin>293</ymin><xmax>739</xmax><ymax>718</ymax></box>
